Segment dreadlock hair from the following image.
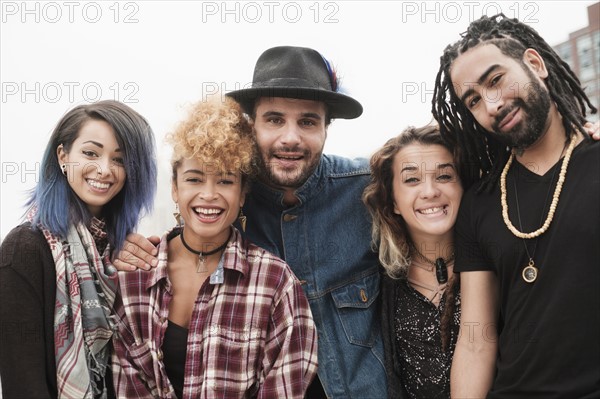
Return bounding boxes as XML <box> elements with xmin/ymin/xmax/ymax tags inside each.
<box><xmin>432</xmin><ymin>13</ymin><xmax>597</xmax><ymax>193</ymax></box>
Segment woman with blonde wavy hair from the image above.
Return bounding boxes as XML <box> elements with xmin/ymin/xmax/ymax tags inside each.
<box><xmin>111</xmin><ymin>97</ymin><xmax>317</xmax><ymax>399</ymax></box>
<box><xmin>363</xmin><ymin>124</ymin><xmax>471</xmax><ymax>399</ymax></box>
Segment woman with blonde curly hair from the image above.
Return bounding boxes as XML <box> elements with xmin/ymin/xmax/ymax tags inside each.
<box><xmin>111</xmin><ymin>97</ymin><xmax>318</xmax><ymax>398</ymax></box>
<box><xmin>363</xmin><ymin>124</ymin><xmax>472</xmax><ymax>399</ymax></box>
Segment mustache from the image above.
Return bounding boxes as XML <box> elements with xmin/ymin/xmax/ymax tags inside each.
<box><xmin>268</xmin><ymin>146</ymin><xmax>310</xmax><ymax>157</ymax></box>
<box><xmin>492</xmin><ymin>99</ymin><xmax>525</xmax><ymax>131</ymax></box>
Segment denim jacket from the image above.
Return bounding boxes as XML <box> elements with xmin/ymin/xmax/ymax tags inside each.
<box><xmin>242</xmin><ymin>154</ymin><xmax>387</xmax><ymax>398</ymax></box>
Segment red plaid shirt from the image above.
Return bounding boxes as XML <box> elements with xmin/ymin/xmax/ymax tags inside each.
<box><xmin>111</xmin><ymin>227</ymin><xmax>317</xmax><ymax>398</ymax></box>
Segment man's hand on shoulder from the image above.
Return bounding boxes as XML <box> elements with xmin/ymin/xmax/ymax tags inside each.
<box><xmin>584</xmin><ymin>121</ymin><xmax>600</xmax><ymax>140</ymax></box>
<box><xmin>114</xmin><ymin>233</ymin><xmax>160</xmax><ymax>271</ymax></box>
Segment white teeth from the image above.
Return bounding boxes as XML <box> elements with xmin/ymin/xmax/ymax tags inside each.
<box><xmin>420</xmin><ymin>206</ymin><xmax>444</xmax><ymax>214</ymax></box>
<box><xmin>194</xmin><ymin>207</ymin><xmax>222</xmax><ymax>215</ymax></box>
<box><xmin>277</xmin><ymin>155</ymin><xmax>301</xmax><ymax>160</ymax></box>
<box><xmin>88</xmin><ymin>180</ymin><xmax>109</xmax><ymax>189</ymax></box>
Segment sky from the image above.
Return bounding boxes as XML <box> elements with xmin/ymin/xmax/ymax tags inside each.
<box><xmin>1</xmin><ymin>0</ymin><xmax>598</xmax><ymax>239</ymax></box>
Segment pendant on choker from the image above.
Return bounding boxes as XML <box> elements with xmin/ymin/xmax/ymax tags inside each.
<box><xmin>180</xmin><ymin>228</ymin><xmax>232</xmax><ymax>274</ymax></box>
<box><xmin>435</xmin><ymin>258</ymin><xmax>449</xmax><ymax>284</ymax></box>
<box><xmin>522</xmin><ymin>259</ymin><xmax>538</xmax><ymax>283</ymax></box>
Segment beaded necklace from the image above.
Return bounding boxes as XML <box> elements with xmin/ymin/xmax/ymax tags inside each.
<box><xmin>500</xmin><ymin>134</ymin><xmax>576</xmax><ymax>282</ymax></box>
<box><xmin>500</xmin><ymin>134</ymin><xmax>576</xmax><ymax>239</ymax></box>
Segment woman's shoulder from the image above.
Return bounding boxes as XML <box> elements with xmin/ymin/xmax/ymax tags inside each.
<box><xmin>245</xmin><ymin>240</ymin><xmax>287</xmax><ymax>267</ymax></box>
<box><xmin>1</xmin><ymin>223</ymin><xmax>50</xmax><ymax>267</ymax></box>
<box><xmin>0</xmin><ymin>223</ymin><xmax>54</xmax><ymax>297</ymax></box>
<box><xmin>3</xmin><ymin>222</ymin><xmax>44</xmax><ymax>243</ymax></box>
<box><xmin>117</xmin><ymin>267</ymin><xmax>155</xmax><ymax>294</ymax></box>
<box><xmin>242</xmin><ymin>240</ymin><xmax>299</xmax><ymax>284</ymax></box>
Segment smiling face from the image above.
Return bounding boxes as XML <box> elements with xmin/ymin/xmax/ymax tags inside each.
<box><xmin>172</xmin><ymin>157</ymin><xmax>245</xmax><ymax>247</ymax></box>
<box><xmin>451</xmin><ymin>44</ymin><xmax>552</xmax><ymax>152</ymax></box>
<box><xmin>252</xmin><ymin>97</ymin><xmax>327</xmax><ymax>191</ymax></box>
<box><xmin>57</xmin><ymin>119</ymin><xmax>126</xmax><ymax>217</ymax></box>
<box><xmin>392</xmin><ymin>143</ymin><xmax>463</xmax><ymax>244</ymax></box>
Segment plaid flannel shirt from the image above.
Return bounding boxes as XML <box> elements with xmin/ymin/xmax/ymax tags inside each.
<box><xmin>111</xmin><ymin>227</ymin><xmax>318</xmax><ymax>398</ymax></box>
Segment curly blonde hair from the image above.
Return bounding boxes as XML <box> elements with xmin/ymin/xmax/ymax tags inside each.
<box><xmin>167</xmin><ymin>97</ymin><xmax>255</xmax><ymax>187</ymax></box>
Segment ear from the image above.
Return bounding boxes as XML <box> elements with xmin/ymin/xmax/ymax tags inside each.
<box><xmin>171</xmin><ymin>181</ymin><xmax>178</xmax><ymax>203</ymax></box>
<box><xmin>57</xmin><ymin>144</ymin><xmax>68</xmax><ymax>164</ymax></box>
<box><xmin>523</xmin><ymin>48</ymin><xmax>548</xmax><ymax>79</ymax></box>
<box><xmin>393</xmin><ymin>200</ymin><xmax>401</xmax><ymax>215</ymax></box>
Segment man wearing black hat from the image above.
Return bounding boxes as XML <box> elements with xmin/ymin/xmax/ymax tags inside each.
<box><xmin>225</xmin><ymin>46</ymin><xmax>387</xmax><ymax>398</ymax></box>
<box><xmin>115</xmin><ymin>46</ymin><xmax>388</xmax><ymax>398</ymax></box>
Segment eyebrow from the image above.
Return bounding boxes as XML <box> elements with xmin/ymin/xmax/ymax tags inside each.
<box><xmin>400</xmin><ymin>164</ymin><xmax>418</xmax><ymax>174</ymax></box>
<box><xmin>82</xmin><ymin>140</ymin><xmax>103</xmax><ymax>148</ymax></box>
<box><xmin>82</xmin><ymin>140</ymin><xmax>121</xmax><ymax>152</ymax></box>
<box><xmin>261</xmin><ymin>111</ymin><xmax>322</xmax><ymax>120</ymax></box>
<box><xmin>459</xmin><ymin>64</ymin><xmax>501</xmax><ymax>104</ymax></box>
<box><xmin>400</xmin><ymin>163</ymin><xmax>456</xmax><ymax>174</ymax></box>
<box><xmin>182</xmin><ymin>169</ymin><xmax>205</xmax><ymax>175</ymax></box>
<box><xmin>438</xmin><ymin>163</ymin><xmax>455</xmax><ymax>171</ymax></box>
<box><xmin>182</xmin><ymin>169</ymin><xmax>236</xmax><ymax>177</ymax></box>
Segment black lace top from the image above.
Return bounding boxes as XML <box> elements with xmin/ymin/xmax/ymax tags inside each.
<box><xmin>394</xmin><ymin>279</ymin><xmax>461</xmax><ymax>399</ymax></box>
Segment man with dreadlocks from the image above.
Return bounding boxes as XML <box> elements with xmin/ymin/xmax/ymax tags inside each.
<box><xmin>432</xmin><ymin>14</ymin><xmax>600</xmax><ymax>398</ymax></box>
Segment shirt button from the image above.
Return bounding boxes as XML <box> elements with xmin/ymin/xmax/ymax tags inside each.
<box><xmin>283</xmin><ymin>214</ymin><xmax>297</xmax><ymax>222</ymax></box>
<box><xmin>157</xmin><ymin>350</ymin><xmax>163</xmax><ymax>361</ymax></box>
<box><xmin>159</xmin><ymin>316</ymin><xmax>167</xmax><ymax>324</ymax></box>
<box><xmin>210</xmin><ymin>381</ymin><xmax>218</xmax><ymax>390</ymax></box>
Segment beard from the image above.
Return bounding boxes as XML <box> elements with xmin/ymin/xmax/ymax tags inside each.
<box><xmin>488</xmin><ymin>77</ymin><xmax>552</xmax><ymax>152</ymax></box>
<box><xmin>255</xmin><ymin>143</ymin><xmax>322</xmax><ymax>189</ymax></box>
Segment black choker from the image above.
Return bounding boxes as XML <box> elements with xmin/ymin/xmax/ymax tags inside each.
<box><xmin>180</xmin><ymin>228</ymin><xmax>232</xmax><ymax>271</ymax></box>
<box><xmin>411</xmin><ymin>247</ymin><xmax>454</xmax><ymax>284</ymax></box>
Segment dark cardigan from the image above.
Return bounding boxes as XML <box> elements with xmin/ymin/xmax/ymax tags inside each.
<box><xmin>0</xmin><ymin>223</ymin><xmax>58</xmax><ymax>398</ymax></box>
<box><xmin>380</xmin><ymin>270</ymin><xmax>409</xmax><ymax>399</ymax></box>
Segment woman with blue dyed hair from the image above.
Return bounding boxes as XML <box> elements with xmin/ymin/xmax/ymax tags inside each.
<box><xmin>0</xmin><ymin>100</ymin><xmax>157</xmax><ymax>398</ymax></box>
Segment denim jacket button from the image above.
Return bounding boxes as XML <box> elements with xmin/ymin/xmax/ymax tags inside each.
<box><xmin>360</xmin><ymin>288</ymin><xmax>368</xmax><ymax>303</ymax></box>
<box><xmin>283</xmin><ymin>214</ymin><xmax>297</xmax><ymax>222</ymax></box>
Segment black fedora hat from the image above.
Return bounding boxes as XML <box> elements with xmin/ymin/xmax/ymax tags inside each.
<box><xmin>227</xmin><ymin>46</ymin><xmax>363</xmax><ymax>119</ymax></box>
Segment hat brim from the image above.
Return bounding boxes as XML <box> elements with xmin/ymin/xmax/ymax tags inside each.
<box><xmin>226</xmin><ymin>87</ymin><xmax>363</xmax><ymax>120</ymax></box>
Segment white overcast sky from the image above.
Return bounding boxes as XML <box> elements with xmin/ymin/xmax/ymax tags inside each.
<box><xmin>1</xmin><ymin>0</ymin><xmax>598</xmax><ymax>239</ymax></box>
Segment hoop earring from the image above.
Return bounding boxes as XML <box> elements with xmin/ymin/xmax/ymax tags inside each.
<box><xmin>238</xmin><ymin>208</ymin><xmax>247</xmax><ymax>232</ymax></box>
<box><xmin>61</xmin><ymin>164</ymin><xmax>67</xmax><ymax>176</ymax></box>
<box><xmin>173</xmin><ymin>203</ymin><xmax>182</xmax><ymax>226</ymax></box>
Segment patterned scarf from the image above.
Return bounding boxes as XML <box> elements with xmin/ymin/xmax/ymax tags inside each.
<box><xmin>30</xmin><ymin>210</ymin><xmax>117</xmax><ymax>398</ymax></box>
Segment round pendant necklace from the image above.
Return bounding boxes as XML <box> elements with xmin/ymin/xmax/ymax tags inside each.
<box><xmin>511</xmin><ymin>140</ymin><xmax>566</xmax><ymax>283</ymax></box>
<box><xmin>180</xmin><ymin>228</ymin><xmax>232</xmax><ymax>272</ymax></box>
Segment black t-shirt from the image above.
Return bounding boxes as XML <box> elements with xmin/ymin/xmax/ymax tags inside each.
<box><xmin>163</xmin><ymin>320</ymin><xmax>188</xmax><ymax>399</ymax></box>
<box><xmin>455</xmin><ymin>140</ymin><xmax>600</xmax><ymax>398</ymax></box>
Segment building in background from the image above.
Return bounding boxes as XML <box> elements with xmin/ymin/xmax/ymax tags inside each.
<box><xmin>553</xmin><ymin>2</ymin><xmax>600</xmax><ymax>121</ymax></box>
